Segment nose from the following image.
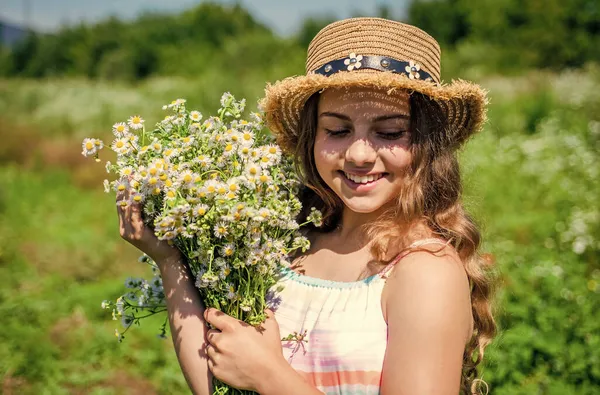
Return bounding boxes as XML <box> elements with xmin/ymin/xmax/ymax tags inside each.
<box><xmin>345</xmin><ymin>136</ymin><xmax>376</xmax><ymax>166</ymax></box>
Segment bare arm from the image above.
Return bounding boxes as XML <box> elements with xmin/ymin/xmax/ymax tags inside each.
<box><xmin>157</xmin><ymin>252</ymin><xmax>213</xmax><ymax>395</ymax></box>
<box><xmin>381</xmin><ymin>247</ymin><xmax>473</xmax><ymax>395</ymax></box>
<box><xmin>118</xmin><ymin>198</ymin><xmax>212</xmax><ymax>395</ymax></box>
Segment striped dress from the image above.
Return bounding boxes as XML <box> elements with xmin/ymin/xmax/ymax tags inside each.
<box><xmin>267</xmin><ymin>239</ymin><xmax>448</xmax><ymax>395</ymax></box>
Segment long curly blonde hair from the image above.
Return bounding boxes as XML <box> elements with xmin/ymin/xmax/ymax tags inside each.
<box><xmin>293</xmin><ymin>91</ymin><xmax>497</xmax><ymax>394</ymax></box>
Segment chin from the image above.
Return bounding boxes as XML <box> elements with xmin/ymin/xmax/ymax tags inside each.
<box><xmin>342</xmin><ymin>199</ymin><xmax>386</xmax><ymax>214</ymax></box>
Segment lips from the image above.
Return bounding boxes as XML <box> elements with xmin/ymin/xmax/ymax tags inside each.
<box><xmin>342</xmin><ymin>171</ymin><xmax>385</xmax><ymax>184</ymax></box>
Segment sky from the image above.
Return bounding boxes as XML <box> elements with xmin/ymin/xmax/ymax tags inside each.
<box><xmin>0</xmin><ymin>0</ymin><xmax>409</xmax><ymax>36</ymax></box>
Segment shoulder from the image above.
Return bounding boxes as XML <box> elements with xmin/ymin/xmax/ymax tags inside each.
<box><xmin>379</xmin><ymin>244</ymin><xmax>473</xmax><ymax>394</ymax></box>
<box><xmin>382</xmin><ymin>243</ymin><xmax>472</xmax><ymax>340</ymax></box>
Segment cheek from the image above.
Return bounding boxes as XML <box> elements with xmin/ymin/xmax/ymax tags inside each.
<box><xmin>383</xmin><ymin>146</ymin><xmax>413</xmax><ymax>173</ymax></box>
<box><xmin>314</xmin><ymin>137</ymin><xmax>342</xmax><ymax>173</ymax></box>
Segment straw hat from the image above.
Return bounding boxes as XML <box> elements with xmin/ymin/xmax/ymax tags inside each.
<box><xmin>260</xmin><ymin>17</ymin><xmax>487</xmax><ymax>153</ymax></box>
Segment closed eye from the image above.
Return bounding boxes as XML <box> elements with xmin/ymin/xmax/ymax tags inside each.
<box><xmin>325</xmin><ymin>128</ymin><xmax>351</xmax><ymax>137</ymax></box>
<box><xmin>377</xmin><ymin>130</ymin><xmax>407</xmax><ymax>140</ymax></box>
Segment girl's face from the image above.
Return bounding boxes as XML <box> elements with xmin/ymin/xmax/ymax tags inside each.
<box><xmin>314</xmin><ymin>87</ymin><xmax>413</xmax><ymax>214</ymax></box>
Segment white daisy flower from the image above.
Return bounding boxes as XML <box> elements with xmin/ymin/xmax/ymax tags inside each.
<box><xmin>264</xmin><ymin>144</ymin><xmax>282</xmax><ymax>162</ymax></box>
<box><xmin>220</xmin><ymin>243</ymin><xmax>236</xmax><ymax>257</ymax></box>
<box><xmin>112</xmin><ymin>122</ymin><xmax>129</xmax><ymax>136</ymax></box>
<box><xmin>119</xmin><ymin>166</ymin><xmax>135</xmax><ymax>178</ymax></box>
<box><xmin>189</xmin><ymin>111</ymin><xmax>203</xmax><ymax>122</ymax></box>
<box><xmin>179</xmin><ymin>135</ymin><xmax>194</xmax><ymax>148</ymax></box>
<box><xmin>179</xmin><ymin>170</ymin><xmax>196</xmax><ymax>187</ymax></box>
<box><xmin>213</xmin><ymin>222</ymin><xmax>229</xmax><ymax>238</ymax></box>
<box><xmin>130</xmin><ymin>191</ymin><xmax>145</xmax><ymax>204</ymax></box>
<box><xmin>192</xmin><ymin>203</ymin><xmax>209</xmax><ymax>218</ymax></box>
<box><xmin>195</xmin><ymin>154</ymin><xmax>213</xmax><ymax>168</ymax></box>
<box><xmin>162</xmin><ymin>147</ymin><xmax>179</xmax><ymax>160</ymax></box>
<box><xmin>203</xmin><ymin>179</ymin><xmax>219</xmax><ymax>197</ymax></box>
<box><xmin>128</xmin><ymin>115</ymin><xmax>144</xmax><ymax>130</ymax></box>
<box><xmin>111</xmin><ymin>137</ymin><xmax>132</xmax><ymax>155</ymax></box>
<box><xmin>81</xmin><ymin>138</ymin><xmax>100</xmax><ymax>156</ymax></box>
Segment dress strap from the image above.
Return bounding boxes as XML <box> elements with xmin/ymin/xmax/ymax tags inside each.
<box><xmin>378</xmin><ymin>238</ymin><xmax>450</xmax><ymax>279</ymax></box>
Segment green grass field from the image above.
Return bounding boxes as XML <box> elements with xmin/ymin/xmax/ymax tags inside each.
<box><xmin>0</xmin><ymin>66</ymin><xmax>599</xmax><ymax>394</ymax></box>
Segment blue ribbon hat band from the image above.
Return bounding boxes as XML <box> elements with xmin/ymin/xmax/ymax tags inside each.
<box><xmin>313</xmin><ymin>53</ymin><xmax>434</xmax><ymax>82</ymax></box>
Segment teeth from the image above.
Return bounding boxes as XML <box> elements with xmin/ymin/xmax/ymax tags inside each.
<box><xmin>344</xmin><ymin>172</ymin><xmax>383</xmax><ymax>184</ymax></box>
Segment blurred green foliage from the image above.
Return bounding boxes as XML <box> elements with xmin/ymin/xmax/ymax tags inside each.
<box><xmin>409</xmin><ymin>0</ymin><xmax>600</xmax><ymax>75</ymax></box>
<box><xmin>0</xmin><ymin>1</ymin><xmax>599</xmax><ymax>394</ymax></box>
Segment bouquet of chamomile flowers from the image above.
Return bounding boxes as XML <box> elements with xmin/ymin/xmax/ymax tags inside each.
<box><xmin>82</xmin><ymin>93</ymin><xmax>322</xmax><ymax>393</ymax></box>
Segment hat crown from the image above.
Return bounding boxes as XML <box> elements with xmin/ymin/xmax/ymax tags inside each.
<box><xmin>306</xmin><ymin>17</ymin><xmax>442</xmax><ymax>83</ymax></box>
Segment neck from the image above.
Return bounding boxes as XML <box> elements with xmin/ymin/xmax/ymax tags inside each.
<box><xmin>334</xmin><ymin>205</ymin><xmax>388</xmax><ymax>245</ymax></box>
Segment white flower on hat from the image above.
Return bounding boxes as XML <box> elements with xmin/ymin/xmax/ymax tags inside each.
<box><xmin>405</xmin><ymin>60</ymin><xmax>421</xmax><ymax>79</ymax></box>
<box><xmin>344</xmin><ymin>53</ymin><xmax>363</xmax><ymax>71</ymax></box>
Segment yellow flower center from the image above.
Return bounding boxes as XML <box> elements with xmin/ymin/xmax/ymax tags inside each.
<box><xmin>229</xmin><ymin>184</ymin><xmax>237</xmax><ymax>192</ymax></box>
<box><xmin>207</xmin><ymin>186</ymin><xmax>216</xmax><ymax>193</ymax></box>
<box><xmin>167</xmin><ymin>190</ymin><xmax>176</xmax><ymax>198</ymax></box>
<box><xmin>217</xmin><ymin>187</ymin><xmax>227</xmax><ymax>194</ymax></box>
<box><xmin>197</xmin><ymin>208</ymin><xmax>206</xmax><ymax>216</ymax></box>
<box><xmin>227</xmin><ymin>192</ymin><xmax>236</xmax><ymax>199</ymax></box>
<box><xmin>225</xmin><ymin>144</ymin><xmax>233</xmax><ymax>152</ymax></box>
<box><xmin>231</xmin><ymin>135</ymin><xmax>239</xmax><ymax>142</ymax></box>
<box><xmin>117</xmin><ymin>184</ymin><xmax>126</xmax><ymax>191</ymax></box>
<box><xmin>259</xmin><ymin>175</ymin><xmax>268</xmax><ymax>183</ymax></box>
<box><xmin>149</xmin><ymin>168</ymin><xmax>157</xmax><ymax>176</ymax></box>
<box><xmin>269</xmin><ymin>147</ymin><xmax>277</xmax><ymax>154</ymax></box>
<box><xmin>117</xmin><ymin>125</ymin><xmax>125</xmax><ymax>132</ymax></box>
<box><xmin>94</xmin><ymin>140</ymin><xmax>102</xmax><ymax>146</ymax></box>
<box><xmin>85</xmin><ymin>142</ymin><xmax>93</xmax><ymax>150</ymax></box>
<box><xmin>159</xmin><ymin>173</ymin><xmax>167</xmax><ymax>181</ymax></box>
<box><xmin>165</xmin><ymin>179</ymin><xmax>173</xmax><ymax>187</ymax></box>
<box><xmin>152</xmin><ymin>188</ymin><xmax>161</xmax><ymax>195</ymax></box>
<box><xmin>132</xmin><ymin>116</ymin><xmax>141</xmax><ymax>124</ymax></box>
<box><xmin>133</xmin><ymin>195</ymin><xmax>142</xmax><ymax>202</ymax></box>
<box><xmin>116</xmin><ymin>141</ymin><xmax>124</xmax><ymax>149</ymax></box>
<box><xmin>183</xmin><ymin>137</ymin><xmax>191</xmax><ymax>143</ymax></box>
<box><xmin>148</xmin><ymin>177</ymin><xmax>158</xmax><ymax>185</ymax></box>
<box><xmin>249</xmin><ymin>167</ymin><xmax>257</xmax><ymax>175</ymax></box>
<box><xmin>261</xmin><ymin>156</ymin><xmax>269</xmax><ymax>163</ymax></box>
<box><xmin>184</xmin><ymin>174</ymin><xmax>192</xmax><ymax>183</ymax></box>
<box><xmin>153</xmin><ymin>143</ymin><xmax>161</xmax><ymax>150</ymax></box>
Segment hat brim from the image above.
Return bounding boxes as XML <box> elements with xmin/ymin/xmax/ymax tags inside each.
<box><xmin>260</xmin><ymin>71</ymin><xmax>488</xmax><ymax>153</ymax></box>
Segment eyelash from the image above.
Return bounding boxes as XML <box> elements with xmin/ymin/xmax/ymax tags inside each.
<box><xmin>325</xmin><ymin>129</ymin><xmax>407</xmax><ymax>140</ymax></box>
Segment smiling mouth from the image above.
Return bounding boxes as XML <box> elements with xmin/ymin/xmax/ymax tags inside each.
<box><xmin>342</xmin><ymin>171</ymin><xmax>386</xmax><ymax>184</ymax></box>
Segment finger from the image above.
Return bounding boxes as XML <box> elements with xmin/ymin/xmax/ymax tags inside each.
<box><xmin>207</xmin><ymin>350</ymin><xmax>216</xmax><ymax>373</ymax></box>
<box><xmin>204</xmin><ymin>308</ymin><xmax>235</xmax><ymax>332</ymax></box>
<box><xmin>206</xmin><ymin>328</ymin><xmax>222</xmax><ymax>346</ymax></box>
<box><xmin>206</xmin><ymin>343</ymin><xmax>217</xmax><ymax>360</ymax></box>
<box><xmin>262</xmin><ymin>308</ymin><xmax>279</xmax><ymax>330</ymax></box>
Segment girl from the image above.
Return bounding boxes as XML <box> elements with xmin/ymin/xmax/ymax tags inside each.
<box><xmin>118</xmin><ymin>17</ymin><xmax>496</xmax><ymax>395</ymax></box>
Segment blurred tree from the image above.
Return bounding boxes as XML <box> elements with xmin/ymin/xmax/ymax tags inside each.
<box><xmin>408</xmin><ymin>0</ymin><xmax>600</xmax><ymax>70</ymax></box>
<box><xmin>296</xmin><ymin>16</ymin><xmax>336</xmax><ymax>49</ymax></box>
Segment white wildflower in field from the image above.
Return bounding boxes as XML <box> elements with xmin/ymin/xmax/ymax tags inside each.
<box><xmin>128</xmin><ymin>115</ymin><xmax>144</xmax><ymax>130</ymax></box>
<box><xmin>112</xmin><ymin>122</ymin><xmax>129</xmax><ymax>136</ymax></box>
<box><xmin>81</xmin><ymin>93</ymin><xmax>323</xmax><ymax>394</ymax></box>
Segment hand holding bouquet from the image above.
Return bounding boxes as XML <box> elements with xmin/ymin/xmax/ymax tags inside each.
<box><xmin>82</xmin><ymin>93</ymin><xmax>322</xmax><ymax>394</ymax></box>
